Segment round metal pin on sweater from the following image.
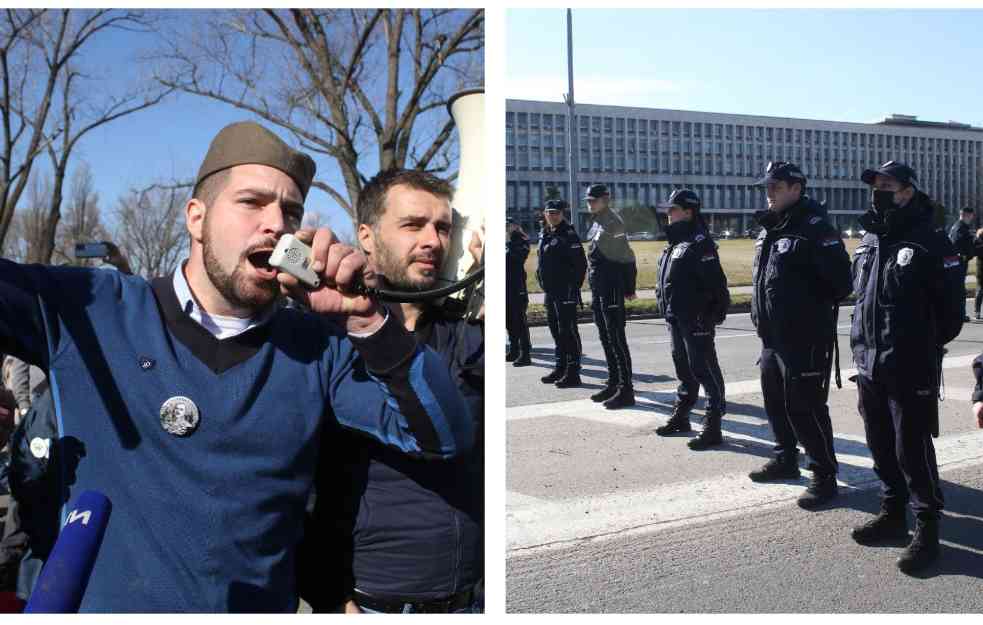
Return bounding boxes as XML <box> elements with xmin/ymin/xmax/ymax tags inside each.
<box><xmin>160</xmin><ymin>396</ymin><xmax>200</xmax><ymax>436</ymax></box>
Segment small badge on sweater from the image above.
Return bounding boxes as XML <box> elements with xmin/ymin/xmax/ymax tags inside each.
<box><xmin>160</xmin><ymin>396</ymin><xmax>200</xmax><ymax>437</ymax></box>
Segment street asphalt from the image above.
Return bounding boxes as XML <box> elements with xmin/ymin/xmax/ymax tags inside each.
<box><xmin>506</xmin><ymin>302</ymin><xmax>983</xmax><ymax>613</ymax></box>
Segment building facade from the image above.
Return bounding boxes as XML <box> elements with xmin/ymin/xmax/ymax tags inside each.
<box><xmin>506</xmin><ymin>99</ymin><xmax>983</xmax><ymax>236</ymax></box>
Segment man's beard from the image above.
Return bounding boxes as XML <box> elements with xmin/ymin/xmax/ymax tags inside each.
<box><xmin>373</xmin><ymin>240</ymin><xmax>441</xmax><ymax>292</ymax></box>
<box><xmin>202</xmin><ymin>215</ymin><xmax>279</xmax><ymax>313</ymax></box>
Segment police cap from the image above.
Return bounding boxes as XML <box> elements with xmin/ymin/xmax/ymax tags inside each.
<box><xmin>584</xmin><ymin>183</ymin><xmax>610</xmax><ymax>200</ymax></box>
<box><xmin>754</xmin><ymin>161</ymin><xmax>807</xmax><ymax>187</ymax></box>
<box><xmin>544</xmin><ymin>199</ymin><xmax>569</xmax><ymax>212</ymax></box>
<box><xmin>657</xmin><ymin>188</ymin><xmax>701</xmax><ymax>211</ymax></box>
<box><xmin>861</xmin><ymin>160</ymin><xmax>918</xmax><ymax>188</ymax></box>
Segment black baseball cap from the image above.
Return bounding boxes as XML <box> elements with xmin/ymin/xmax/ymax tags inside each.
<box><xmin>754</xmin><ymin>161</ymin><xmax>807</xmax><ymax>187</ymax></box>
<box><xmin>657</xmin><ymin>188</ymin><xmax>701</xmax><ymax>211</ymax></box>
<box><xmin>961</xmin><ymin>206</ymin><xmax>975</xmax><ymax>214</ymax></box>
<box><xmin>584</xmin><ymin>183</ymin><xmax>610</xmax><ymax>200</ymax></box>
<box><xmin>544</xmin><ymin>199</ymin><xmax>568</xmax><ymax>212</ymax></box>
<box><xmin>861</xmin><ymin>160</ymin><xmax>918</xmax><ymax>187</ymax></box>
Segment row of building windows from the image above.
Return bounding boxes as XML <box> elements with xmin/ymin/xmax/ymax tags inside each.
<box><xmin>506</xmin><ymin>111</ymin><xmax>980</xmax><ymax>155</ymax></box>
<box><xmin>506</xmin><ymin>148</ymin><xmax>977</xmax><ymax>190</ymax></box>
<box><xmin>507</xmin><ymin>180</ymin><xmax>965</xmax><ymax>219</ymax></box>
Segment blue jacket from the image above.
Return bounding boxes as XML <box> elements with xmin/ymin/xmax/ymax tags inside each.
<box><xmin>537</xmin><ymin>221</ymin><xmax>586</xmax><ymax>299</ymax></box>
<box><xmin>751</xmin><ymin>196</ymin><xmax>852</xmax><ymax>351</ymax></box>
<box><xmin>0</xmin><ymin>260</ymin><xmax>471</xmax><ymax>612</ymax></box>
<box><xmin>656</xmin><ymin>220</ymin><xmax>729</xmax><ymax>327</ymax></box>
<box><xmin>851</xmin><ymin>192</ymin><xmax>965</xmax><ymax>389</ymax></box>
<box><xmin>300</xmin><ymin>306</ymin><xmax>483</xmax><ymax>607</ymax></box>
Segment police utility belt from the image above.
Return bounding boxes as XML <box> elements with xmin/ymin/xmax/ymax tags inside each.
<box><xmin>353</xmin><ymin>587</ymin><xmax>474</xmax><ymax>613</ymax></box>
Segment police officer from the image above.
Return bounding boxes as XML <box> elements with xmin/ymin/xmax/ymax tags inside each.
<box><xmin>506</xmin><ymin>219</ymin><xmax>532</xmax><ymax>366</ymax></box>
<box><xmin>749</xmin><ymin>162</ymin><xmax>852</xmax><ymax>509</ymax></box>
<box><xmin>584</xmin><ymin>184</ymin><xmax>638</xmax><ymax>409</ymax></box>
<box><xmin>850</xmin><ymin>161</ymin><xmax>965</xmax><ymax>574</ymax></box>
<box><xmin>653</xmin><ymin>189</ymin><xmax>730</xmax><ymax>449</ymax></box>
<box><xmin>537</xmin><ymin>200</ymin><xmax>587</xmax><ymax>387</ymax></box>
<box><xmin>949</xmin><ymin>207</ymin><xmax>976</xmax><ymax>322</ymax></box>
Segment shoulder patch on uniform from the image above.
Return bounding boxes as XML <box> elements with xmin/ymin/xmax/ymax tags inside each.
<box><xmin>694</xmin><ymin>234</ymin><xmax>705</xmax><ymax>242</ymax></box>
<box><xmin>809</xmin><ymin>216</ymin><xmax>821</xmax><ymax>225</ymax></box>
<box><xmin>943</xmin><ymin>255</ymin><xmax>961</xmax><ymax>269</ymax></box>
<box><xmin>822</xmin><ymin>236</ymin><xmax>842</xmax><ymax>247</ymax></box>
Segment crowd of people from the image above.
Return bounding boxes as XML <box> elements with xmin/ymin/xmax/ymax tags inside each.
<box><xmin>0</xmin><ymin>122</ymin><xmax>483</xmax><ymax>613</ymax></box>
<box><xmin>507</xmin><ymin>159</ymin><xmax>983</xmax><ymax>576</ymax></box>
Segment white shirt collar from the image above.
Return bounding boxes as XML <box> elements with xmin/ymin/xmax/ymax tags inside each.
<box><xmin>172</xmin><ymin>262</ymin><xmax>278</xmax><ymax>340</ymax></box>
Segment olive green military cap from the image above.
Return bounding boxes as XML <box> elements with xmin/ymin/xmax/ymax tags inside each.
<box><xmin>195</xmin><ymin>121</ymin><xmax>317</xmax><ymax>199</ymax></box>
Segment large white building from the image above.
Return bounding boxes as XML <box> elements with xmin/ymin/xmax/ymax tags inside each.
<box><xmin>506</xmin><ymin>99</ymin><xmax>983</xmax><ymax>236</ymax></box>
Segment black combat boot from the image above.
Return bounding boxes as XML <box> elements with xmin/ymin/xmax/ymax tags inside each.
<box><xmin>512</xmin><ymin>352</ymin><xmax>532</xmax><ymax>367</ymax></box>
<box><xmin>603</xmin><ymin>385</ymin><xmax>635</xmax><ymax>409</ymax></box>
<box><xmin>655</xmin><ymin>401</ymin><xmax>693</xmax><ymax>435</ymax></box>
<box><xmin>897</xmin><ymin>516</ymin><xmax>940</xmax><ymax>574</ymax></box>
<box><xmin>748</xmin><ymin>454</ymin><xmax>801</xmax><ymax>482</ymax></box>
<box><xmin>554</xmin><ymin>368</ymin><xmax>582</xmax><ymax>388</ymax></box>
<box><xmin>541</xmin><ymin>369</ymin><xmax>563</xmax><ymax>383</ymax></box>
<box><xmin>796</xmin><ymin>471</ymin><xmax>838</xmax><ymax>509</ymax></box>
<box><xmin>590</xmin><ymin>382</ymin><xmax>618</xmax><ymax>403</ymax></box>
<box><xmin>687</xmin><ymin>409</ymin><xmax>723</xmax><ymax>450</ymax></box>
<box><xmin>851</xmin><ymin>507</ymin><xmax>909</xmax><ymax>545</ymax></box>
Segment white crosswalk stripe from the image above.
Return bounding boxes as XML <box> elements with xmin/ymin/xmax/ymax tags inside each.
<box><xmin>507</xmin><ymin>353</ymin><xmax>983</xmax><ymax>555</ymax></box>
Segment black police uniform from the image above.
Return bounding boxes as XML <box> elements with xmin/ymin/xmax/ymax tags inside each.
<box><xmin>949</xmin><ymin>214</ymin><xmax>975</xmax><ymax>322</ymax></box>
<box><xmin>584</xmin><ymin>185</ymin><xmax>638</xmax><ymax>407</ymax></box>
<box><xmin>506</xmin><ymin>228</ymin><xmax>532</xmax><ymax>365</ymax></box>
<box><xmin>850</xmin><ymin>161</ymin><xmax>964</xmax><ymax>572</ymax></box>
<box><xmin>750</xmin><ymin>168</ymin><xmax>852</xmax><ymax>505</ymax></box>
<box><xmin>537</xmin><ymin>215</ymin><xmax>587</xmax><ymax>385</ymax></box>
<box><xmin>654</xmin><ymin>190</ymin><xmax>730</xmax><ymax>448</ymax></box>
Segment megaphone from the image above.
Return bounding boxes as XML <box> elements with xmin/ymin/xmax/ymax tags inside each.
<box><xmin>441</xmin><ymin>88</ymin><xmax>485</xmax><ymax>291</ymax></box>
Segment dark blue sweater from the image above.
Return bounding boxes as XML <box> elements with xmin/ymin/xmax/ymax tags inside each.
<box><xmin>0</xmin><ymin>260</ymin><xmax>472</xmax><ymax>612</ymax></box>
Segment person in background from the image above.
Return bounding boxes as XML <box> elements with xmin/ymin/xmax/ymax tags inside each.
<box><xmin>300</xmin><ymin>169</ymin><xmax>484</xmax><ymax>614</ymax></box>
<box><xmin>583</xmin><ymin>184</ymin><xmax>638</xmax><ymax>408</ymax></box>
<box><xmin>506</xmin><ymin>219</ymin><xmax>532</xmax><ymax>367</ymax></box>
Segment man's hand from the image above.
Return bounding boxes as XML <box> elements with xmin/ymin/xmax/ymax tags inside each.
<box><xmin>343</xmin><ymin>600</ymin><xmax>362</xmax><ymax>614</ymax></box>
<box><xmin>103</xmin><ymin>241</ymin><xmax>133</xmax><ymax>275</ymax></box>
<box><xmin>974</xmin><ymin>401</ymin><xmax>983</xmax><ymax>429</ymax></box>
<box><xmin>469</xmin><ymin>227</ymin><xmax>484</xmax><ymax>267</ymax></box>
<box><xmin>276</xmin><ymin>228</ymin><xmax>384</xmax><ymax>334</ymax></box>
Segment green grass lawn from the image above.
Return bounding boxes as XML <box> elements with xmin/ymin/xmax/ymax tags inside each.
<box><xmin>526</xmin><ymin>293</ymin><xmax>753</xmax><ymax>325</ymax></box>
<box><xmin>525</xmin><ymin>238</ymin><xmax>863</xmax><ymax>293</ymax></box>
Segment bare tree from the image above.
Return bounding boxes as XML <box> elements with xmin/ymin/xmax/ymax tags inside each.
<box><xmin>14</xmin><ymin>171</ymin><xmax>51</xmax><ymax>263</ymax></box>
<box><xmin>113</xmin><ymin>181</ymin><xmax>189</xmax><ymax>278</ymax></box>
<box><xmin>52</xmin><ymin>161</ymin><xmax>105</xmax><ymax>266</ymax></box>
<box><xmin>154</xmin><ymin>8</ymin><xmax>483</xmax><ymax>221</ymax></box>
<box><xmin>0</xmin><ymin>9</ymin><xmax>171</xmax><ymax>254</ymax></box>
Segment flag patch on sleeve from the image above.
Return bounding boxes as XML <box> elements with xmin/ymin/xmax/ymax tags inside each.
<box><xmin>822</xmin><ymin>237</ymin><xmax>842</xmax><ymax>247</ymax></box>
<box><xmin>943</xmin><ymin>256</ymin><xmax>961</xmax><ymax>269</ymax></box>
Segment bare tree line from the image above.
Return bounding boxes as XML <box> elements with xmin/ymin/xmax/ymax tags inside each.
<box><xmin>2</xmin><ymin>8</ymin><xmax>483</xmax><ymax>274</ymax></box>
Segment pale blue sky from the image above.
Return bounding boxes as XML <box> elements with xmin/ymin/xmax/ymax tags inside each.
<box><xmin>507</xmin><ymin>9</ymin><xmax>983</xmax><ymax>127</ymax></box>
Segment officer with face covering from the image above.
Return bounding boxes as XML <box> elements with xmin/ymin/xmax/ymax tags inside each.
<box><xmin>653</xmin><ymin>189</ymin><xmax>730</xmax><ymax>449</ymax></box>
<box><xmin>749</xmin><ymin>162</ymin><xmax>852</xmax><ymax>509</ymax></box>
<box><xmin>583</xmin><ymin>184</ymin><xmax>638</xmax><ymax>409</ymax></box>
<box><xmin>851</xmin><ymin>161</ymin><xmax>965</xmax><ymax>574</ymax></box>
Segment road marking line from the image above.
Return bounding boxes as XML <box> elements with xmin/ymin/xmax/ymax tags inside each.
<box><xmin>507</xmin><ymin>353</ymin><xmax>979</xmax><ymax>421</ymax></box>
<box><xmin>507</xmin><ymin>428</ymin><xmax>983</xmax><ymax>554</ymax></box>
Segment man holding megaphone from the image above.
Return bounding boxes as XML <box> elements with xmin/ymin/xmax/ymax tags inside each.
<box><xmin>0</xmin><ymin>122</ymin><xmax>472</xmax><ymax>612</ymax></box>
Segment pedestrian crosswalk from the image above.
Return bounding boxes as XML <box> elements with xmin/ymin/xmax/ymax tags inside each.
<box><xmin>507</xmin><ymin>353</ymin><xmax>983</xmax><ymax>554</ymax></box>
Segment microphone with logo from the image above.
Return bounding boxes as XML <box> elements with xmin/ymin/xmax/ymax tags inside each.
<box><xmin>24</xmin><ymin>490</ymin><xmax>112</xmax><ymax>613</ymax></box>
